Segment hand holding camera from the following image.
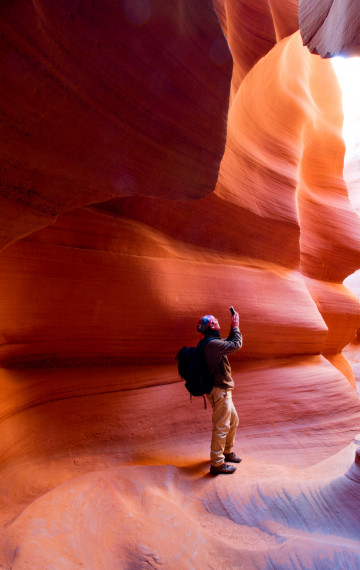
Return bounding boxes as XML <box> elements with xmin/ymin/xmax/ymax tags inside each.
<box><xmin>229</xmin><ymin>306</ymin><xmax>239</xmax><ymax>328</ymax></box>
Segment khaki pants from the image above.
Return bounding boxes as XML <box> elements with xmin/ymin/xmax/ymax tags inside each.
<box><xmin>206</xmin><ymin>386</ymin><xmax>239</xmax><ymax>467</ymax></box>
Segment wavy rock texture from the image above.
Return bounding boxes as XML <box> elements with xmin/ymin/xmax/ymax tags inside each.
<box><xmin>1</xmin><ymin>1</ymin><xmax>360</xmax><ymax>568</ymax></box>
<box><xmin>0</xmin><ymin>0</ymin><xmax>232</xmax><ymax>249</ymax></box>
<box><xmin>299</xmin><ymin>0</ymin><xmax>360</xmax><ymax>57</ymax></box>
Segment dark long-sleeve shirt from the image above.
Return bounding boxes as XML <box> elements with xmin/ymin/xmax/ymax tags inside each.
<box><xmin>203</xmin><ymin>327</ymin><xmax>242</xmax><ymax>390</ymax></box>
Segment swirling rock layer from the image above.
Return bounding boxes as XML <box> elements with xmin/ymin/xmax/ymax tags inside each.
<box><xmin>2</xmin><ymin>444</ymin><xmax>360</xmax><ymax>568</ymax></box>
<box><xmin>0</xmin><ymin>0</ymin><xmax>231</xmax><ymax>248</ymax></box>
<box><xmin>299</xmin><ymin>0</ymin><xmax>360</xmax><ymax>57</ymax></box>
<box><xmin>1</xmin><ymin>1</ymin><xmax>360</xmax><ymax>568</ymax></box>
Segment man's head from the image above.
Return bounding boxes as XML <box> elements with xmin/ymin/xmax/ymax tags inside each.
<box><xmin>197</xmin><ymin>314</ymin><xmax>220</xmax><ymax>334</ymax></box>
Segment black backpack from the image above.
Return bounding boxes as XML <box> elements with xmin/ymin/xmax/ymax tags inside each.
<box><xmin>176</xmin><ymin>338</ymin><xmax>214</xmax><ymax>403</ymax></box>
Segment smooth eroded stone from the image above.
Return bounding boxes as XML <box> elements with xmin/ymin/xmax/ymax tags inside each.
<box><xmin>299</xmin><ymin>0</ymin><xmax>360</xmax><ymax>57</ymax></box>
<box><xmin>0</xmin><ymin>0</ymin><xmax>232</xmax><ymax>249</ymax></box>
<box><xmin>0</xmin><ymin>208</ymin><xmax>327</xmax><ymax>366</ymax></box>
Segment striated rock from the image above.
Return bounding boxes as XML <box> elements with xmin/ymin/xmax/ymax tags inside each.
<box><xmin>267</xmin><ymin>0</ymin><xmax>300</xmax><ymax>41</ymax></box>
<box><xmin>304</xmin><ymin>278</ymin><xmax>360</xmax><ymax>355</ymax></box>
<box><xmin>214</xmin><ymin>0</ymin><xmax>299</xmax><ymax>96</ymax></box>
<box><xmin>202</xmin><ymin>442</ymin><xmax>360</xmax><ymax>568</ymax></box>
<box><xmin>217</xmin><ymin>34</ymin><xmax>305</xmax><ymax>230</ymax></box>
<box><xmin>326</xmin><ymin>353</ymin><xmax>357</xmax><ymax>390</ymax></box>
<box><xmin>214</xmin><ymin>0</ymin><xmax>277</xmax><ymax>94</ymax></box>
<box><xmin>2</xmin><ymin>440</ymin><xmax>360</xmax><ymax>568</ymax></box>
<box><xmin>0</xmin><ymin>355</ymin><xmax>359</xmax><ymax>483</ymax></box>
<box><xmin>0</xmin><ymin>356</ymin><xmax>359</xmax><ymax>567</ymax></box>
<box><xmin>0</xmin><ymin>0</ymin><xmax>232</xmax><ymax>249</ymax></box>
<box><xmin>0</xmin><ymin>207</ymin><xmax>327</xmax><ymax>366</ymax></box>
<box><xmin>299</xmin><ymin>0</ymin><xmax>360</xmax><ymax>58</ymax></box>
<box><xmin>297</xmin><ymin>52</ymin><xmax>360</xmax><ymax>283</ymax></box>
<box><xmin>0</xmin><ymin>2</ymin><xmax>360</xmax><ymax>568</ymax></box>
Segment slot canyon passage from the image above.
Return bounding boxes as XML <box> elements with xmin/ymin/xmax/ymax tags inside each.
<box><xmin>1</xmin><ymin>0</ymin><xmax>360</xmax><ymax>568</ymax></box>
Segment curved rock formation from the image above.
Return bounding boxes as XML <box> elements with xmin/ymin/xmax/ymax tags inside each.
<box><xmin>0</xmin><ymin>0</ymin><xmax>232</xmax><ymax>249</ymax></box>
<box><xmin>0</xmin><ymin>206</ymin><xmax>328</xmax><ymax>366</ymax></box>
<box><xmin>203</xmin><ymin>443</ymin><xmax>360</xmax><ymax>568</ymax></box>
<box><xmin>1</xmin><ymin>1</ymin><xmax>360</xmax><ymax>568</ymax></box>
<box><xmin>2</xmin><ymin>441</ymin><xmax>360</xmax><ymax>568</ymax></box>
<box><xmin>299</xmin><ymin>0</ymin><xmax>360</xmax><ymax>57</ymax></box>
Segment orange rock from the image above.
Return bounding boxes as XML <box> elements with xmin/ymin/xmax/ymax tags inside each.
<box><xmin>0</xmin><ymin>0</ymin><xmax>232</xmax><ymax>249</ymax></box>
<box><xmin>0</xmin><ymin>206</ymin><xmax>329</xmax><ymax>366</ymax></box>
<box><xmin>0</xmin><ymin>2</ymin><xmax>360</xmax><ymax>566</ymax></box>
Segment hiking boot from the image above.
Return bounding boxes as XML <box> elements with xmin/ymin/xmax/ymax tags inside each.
<box><xmin>210</xmin><ymin>462</ymin><xmax>237</xmax><ymax>475</ymax></box>
<box><xmin>224</xmin><ymin>452</ymin><xmax>242</xmax><ymax>463</ymax></box>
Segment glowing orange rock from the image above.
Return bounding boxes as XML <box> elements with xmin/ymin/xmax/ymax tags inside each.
<box><xmin>0</xmin><ymin>2</ymin><xmax>360</xmax><ymax>567</ymax></box>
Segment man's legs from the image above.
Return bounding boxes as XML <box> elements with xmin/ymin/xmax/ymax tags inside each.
<box><xmin>224</xmin><ymin>396</ymin><xmax>239</xmax><ymax>455</ymax></box>
<box><xmin>206</xmin><ymin>387</ymin><xmax>239</xmax><ymax>467</ymax></box>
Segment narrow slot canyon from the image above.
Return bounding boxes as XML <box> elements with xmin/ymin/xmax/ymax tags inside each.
<box><xmin>1</xmin><ymin>1</ymin><xmax>360</xmax><ymax>567</ymax></box>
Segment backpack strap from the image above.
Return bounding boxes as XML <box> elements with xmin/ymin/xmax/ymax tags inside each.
<box><xmin>198</xmin><ymin>337</ymin><xmax>215</xmax><ymax>409</ymax></box>
<box><xmin>197</xmin><ymin>337</ymin><xmax>214</xmax><ymax>349</ymax></box>
<box><xmin>198</xmin><ymin>336</ymin><xmax>218</xmax><ymax>379</ymax></box>
<box><xmin>189</xmin><ymin>393</ymin><xmax>207</xmax><ymax>409</ymax></box>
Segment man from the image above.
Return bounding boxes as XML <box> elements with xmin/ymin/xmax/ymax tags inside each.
<box><xmin>197</xmin><ymin>310</ymin><xmax>242</xmax><ymax>475</ymax></box>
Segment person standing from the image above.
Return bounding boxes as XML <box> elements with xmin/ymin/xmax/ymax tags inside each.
<box><xmin>197</xmin><ymin>310</ymin><xmax>242</xmax><ymax>475</ymax></box>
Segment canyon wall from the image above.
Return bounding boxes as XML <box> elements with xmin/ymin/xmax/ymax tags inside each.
<box><xmin>1</xmin><ymin>1</ymin><xmax>360</xmax><ymax>568</ymax></box>
<box><xmin>299</xmin><ymin>0</ymin><xmax>360</xmax><ymax>58</ymax></box>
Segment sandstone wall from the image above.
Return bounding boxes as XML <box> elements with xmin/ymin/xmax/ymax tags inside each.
<box><xmin>1</xmin><ymin>2</ymin><xmax>360</xmax><ymax>568</ymax></box>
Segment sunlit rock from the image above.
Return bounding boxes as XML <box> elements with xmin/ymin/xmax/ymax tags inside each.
<box><xmin>299</xmin><ymin>0</ymin><xmax>360</xmax><ymax>57</ymax></box>
<box><xmin>1</xmin><ymin>1</ymin><xmax>360</xmax><ymax>568</ymax></box>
